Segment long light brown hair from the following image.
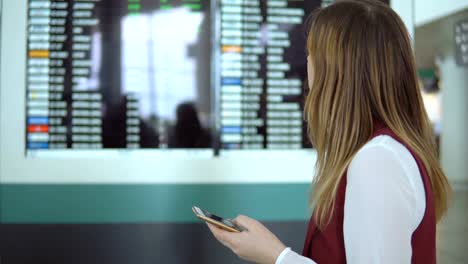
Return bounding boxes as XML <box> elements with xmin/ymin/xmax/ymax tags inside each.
<box><xmin>304</xmin><ymin>0</ymin><xmax>451</xmax><ymax>229</ymax></box>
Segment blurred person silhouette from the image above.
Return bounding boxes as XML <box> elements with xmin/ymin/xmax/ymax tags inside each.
<box><xmin>167</xmin><ymin>102</ymin><xmax>211</xmax><ymax>148</ymax></box>
<box><xmin>102</xmin><ymin>95</ymin><xmax>159</xmax><ymax>148</ymax></box>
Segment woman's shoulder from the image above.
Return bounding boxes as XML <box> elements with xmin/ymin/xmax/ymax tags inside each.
<box><xmin>347</xmin><ymin>135</ymin><xmax>426</xmax><ymax>228</ymax></box>
<box><xmin>353</xmin><ymin>135</ymin><xmax>415</xmax><ymax>168</ymax></box>
<box><xmin>348</xmin><ymin>135</ymin><xmax>426</xmax><ymax>197</ymax></box>
<box><xmin>349</xmin><ymin>135</ymin><xmax>420</xmax><ymax>178</ymax></box>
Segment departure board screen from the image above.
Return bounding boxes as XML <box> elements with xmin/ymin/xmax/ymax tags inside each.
<box><xmin>26</xmin><ymin>0</ymin><xmax>212</xmax><ymax>151</ymax></box>
<box><xmin>25</xmin><ymin>0</ymin><xmax>388</xmax><ymax>154</ymax></box>
<box><xmin>218</xmin><ymin>0</ymin><xmax>323</xmax><ymax>149</ymax></box>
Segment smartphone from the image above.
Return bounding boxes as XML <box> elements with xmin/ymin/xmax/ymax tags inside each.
<box><xmin>192</xmin><ymin>206</ymin><xmax>245</xmax><ymax>233</ymax></box>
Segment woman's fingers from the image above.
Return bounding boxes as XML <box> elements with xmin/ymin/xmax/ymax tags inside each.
<box><xmin>233</xmin><ymin>214</ymin><xmax>256</xmax><ymax>230</ymax></box>
<box><xmin>207</xmin><ymin>223</ymin><xmax>225</xmax><ymax>240</ymax></box>
<box><xmin>206</xmin><ymin>215</ymin><xmax>287</xmax><ymax>264</ymax></box>
<box><xmin>206</xmin><ymin>223</ymin><xmax>237</xmax><ymax>248</ymax></box>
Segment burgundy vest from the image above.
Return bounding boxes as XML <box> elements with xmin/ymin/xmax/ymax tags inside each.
<box><xmin>302</xmin><ymin>124</ymin><xmax>436</xmax><ymax>263</ymax></box>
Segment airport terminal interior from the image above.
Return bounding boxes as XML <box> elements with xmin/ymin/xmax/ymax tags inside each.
<box><xmin>0</xmin><ymin>0</ymin><xmax>467</xmax><ymax>263</ymax></box>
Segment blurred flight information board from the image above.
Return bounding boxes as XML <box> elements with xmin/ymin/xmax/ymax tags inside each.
<box><xmin>218</xmin><ymin>0</ymin><xmax>322</xmax><ymax>149</ymax></box>
<box><xmin>27</xmin><ymin>1</ymin><xmax>106</xmax><ymax>149</ymax></box>
<box><xmin>25</xmin><ymin>0</ymin><xmax>386</xmax><ymax>153</ymax></box>
<box><xmin>26</xmin><ymin>0</ymin><xmax>212</xmax><ymax>151</ymax></box>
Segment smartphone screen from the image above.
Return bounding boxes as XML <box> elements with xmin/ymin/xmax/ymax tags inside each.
<box><xmin>201</xmin><ymin>208</ymin><xmax>238</xmax><ymax>229</ymax></box>
<box><xmin>192</xmin><ymin>206</ymin><xmax>244</xmax><ymax>232</ymax></box>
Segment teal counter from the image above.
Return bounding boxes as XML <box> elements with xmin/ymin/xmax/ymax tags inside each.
<box><xmin>0</xmin><ymin>184</ymin><xmax>312</xmax><ymax>223</ymax></box>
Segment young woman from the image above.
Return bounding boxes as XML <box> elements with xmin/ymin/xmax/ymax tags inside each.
<box><xmin>206</xmin><ymin>0</ymin><xmax>452</xmax><ymax>263</ymax></box>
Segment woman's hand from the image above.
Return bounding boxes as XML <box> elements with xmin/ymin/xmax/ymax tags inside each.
<box><xmin>206</xmin><ymin>215</ymin><xmax>287</xmax><ymax>264</ymax></box>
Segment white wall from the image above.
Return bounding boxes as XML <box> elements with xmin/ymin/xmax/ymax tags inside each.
<box><xmin>394</xmin><ymin>0</ymin><xmax>468</xmax><ymax>183</ymax></box>
<box><xmin>415</xmin><ymin>9</ymin><xmax>468</xmax><ymax>184</ymax></box>
<box><xmin>438</xmin><ymin>56</ymin><xmax>468</xmax><ymax>184</ymax></box>
<box><xmin>415</xmin><ymin>0</ymin><xmax>468</xmax><ymax>26</ymax></box>
<box><xmin>391</xmin><ymin>0</ymin><xmax>415</xmax><ymax>40</ymax></box>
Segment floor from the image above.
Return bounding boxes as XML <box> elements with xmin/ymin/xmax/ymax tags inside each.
<box><xmin>437</xmin><ymin>184</ymin><xmax>468</xmax><ymax>263</ymax></box>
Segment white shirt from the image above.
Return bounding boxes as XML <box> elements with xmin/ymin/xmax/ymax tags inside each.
<box><xmin>276</xmin><ymin>135</ymin><xmax>426</xmax><ymax>264</ymax></box>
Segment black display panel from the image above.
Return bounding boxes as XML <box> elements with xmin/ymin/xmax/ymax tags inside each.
<box><xmin>25</xmin><ymin>0</ymin><xmax>388</xmax><ymax>152</ymax></box>
<box><xmin>217</xmin><ymin>0</ymin><xmax>323</xmax><ymax>149</ymax></box>
<box><xmin>26</xmin><ymin>0</ymin><xmax>212</xmax><ymax>150</ymax></box>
